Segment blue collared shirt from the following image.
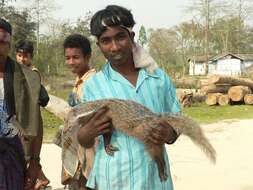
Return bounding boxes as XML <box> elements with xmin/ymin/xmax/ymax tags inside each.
<box><xmin>82</xmin><ymin>63</ymin><xmax>180</xmax><ymax>190</ymax></box>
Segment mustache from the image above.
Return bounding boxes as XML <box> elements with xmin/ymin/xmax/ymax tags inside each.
<box><xmin>109</xmin><ymin>52</ymin><xmax>123</xmax><ymax>59</ymax></box>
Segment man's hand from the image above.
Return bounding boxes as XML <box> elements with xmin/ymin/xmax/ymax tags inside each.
<box><xmin>78</xmin><ymin>106</ymin><xmax>112</xmax><ymax>148</ymax></box>
<box><xmin>24</xmin><ymin>159</ymin><xmax>41</xmax><ymax>190</ymax></box>
<box><xmin>148</xmin><ymin>119</ymin><xmax>178</xmax><ymax>145</ymax></box>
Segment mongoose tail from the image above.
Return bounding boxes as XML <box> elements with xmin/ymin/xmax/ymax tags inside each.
<box><xmin>163</xmin><ymin>114</ymin><xmax>216</xmax><ymax>164</ymax></box>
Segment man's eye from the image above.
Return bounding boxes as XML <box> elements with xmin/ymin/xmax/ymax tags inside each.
<box><xmin>73</xmin><ymin>56</ymin><xmax>80</xmax><ymax>59</ymax></box>
<box><xmin>100</xmin><ymin>38</ymin><xmax>111</xmax><ymax>44</ymax></box>
<box><xmin>117</xmin><ymin>35</ymin><xmax>126</xmax><ymax>40</ymax></box>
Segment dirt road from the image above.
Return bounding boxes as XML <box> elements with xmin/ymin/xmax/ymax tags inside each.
<box><xmin>41</xmin><ymin>119</ymin><xmax>253</xmax><ymax>190</ymax></box>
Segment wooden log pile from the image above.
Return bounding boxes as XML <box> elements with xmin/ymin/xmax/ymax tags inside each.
<box><xmin>176</xmin><ymin>89</ymin><xmax>206</xmax><ymax>107</ymax></box>
<box><xmin>202</xmin><ymin>75</ymin><xmax>253</xmax><ymax>106</ymax></box>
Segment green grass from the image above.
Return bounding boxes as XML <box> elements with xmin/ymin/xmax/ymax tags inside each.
<box><xmin>41</xmin><ymin>108</ymin><xmax>64</xmax><ymax>143</ymax></box>
<box><xmin>49</xmin><ymin>87</ymin><xmax>72</xmax><ymax>101</ymax></box>
<box><xmin>183</xmin><ymin>103</ymin><xmax>253</xmax><ymax>124</ymax></box>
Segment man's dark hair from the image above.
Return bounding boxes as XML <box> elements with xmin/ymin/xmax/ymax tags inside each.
<box><xmin>63</xmin><ymin>34</ymin><xmax>91</xmax><ymax>56</ymax></box>
<box><xmin>90</xmin><ymin>5</ymin><xmax>136</xmax><ymax>38</ymax></box>
<box><xmin>0</xmin><ymin>18</ymin><xmax>12</xmax><ymax>35</ymax></box>
<box><xmin>15</xmin><ymin>40</ymin><xmax>34</xmax><ymax>57</ymax></box>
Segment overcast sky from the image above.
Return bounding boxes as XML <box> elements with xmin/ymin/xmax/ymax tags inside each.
<box><xmin>52</xmin><ymin>0</ymin><xmax>192</xmax><ymax>31</ymax></box>
<box><xmin>13</xmin><ymin>0</ymin><xmax>193</xmax><ymax>33</ymax></box>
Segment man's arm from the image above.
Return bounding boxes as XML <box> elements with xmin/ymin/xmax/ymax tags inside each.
<box><xmin>78</xmin><ymin>107</ymin><xmax>112</xmax><ymax>148</ymax></box>
<box><xmin>148</xmin><ymin>119</ymin><xmax>179</xmax><ymax>145</ymax></box>
<box><xmin>147</xmin><ymin>70</ymin><xmax>181</xmax><ymax>145</ymax></box>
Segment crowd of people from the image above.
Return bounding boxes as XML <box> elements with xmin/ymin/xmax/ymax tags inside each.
<box><xmin>0</xmin><ymin>4</ymin><xmax>180</xmax><ymax>190</ymax></box>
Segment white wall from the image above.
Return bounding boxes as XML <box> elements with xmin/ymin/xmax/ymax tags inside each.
<box><xmin>189</xmin><ymin>61</ymin><xmax>206</xmax><ymax>75</ymax></box>
<box><xmin>215</xmin><ymin>59</ymin><xmax>241</xmax><ymax>75</ymax></box>
<box><xmin>244</xmin><ymin>61</ymin><xmax>253</xmax><ymax>68</ymax></box>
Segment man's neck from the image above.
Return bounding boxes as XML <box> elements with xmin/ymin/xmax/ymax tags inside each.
<box><xmin>77</xmin><ymin>67</ymin><xmax>90</xmax><ymax>79</ymax></box>
<box><xmin>111</xmin><ymin>56</ymin><xmax>137</xmax><ymax>76</ymax></box>
<box><xmin>111</xmin><ymin>57</ymin><xmax>139</xmax><ymax>86</ymax></box>
<box><xmin>0</xmin><ymin>56</ymin><xmax>7</xmax><ymax>73</ymax></box>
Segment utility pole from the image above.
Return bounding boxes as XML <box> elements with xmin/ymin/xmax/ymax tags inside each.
<box><xmin>204</xmin><ymin>0</ymin><xmax>210</xmax><ymax>75</ymax></box>
<box><xmin>237</xmin><ymin>0</ymin><xmax>242</xmax><ymax>54</ymax></box>
<box><xmin>36</xmin><ymin>0</ymin><xmax>40</xmax><ymax>56</ymax></box>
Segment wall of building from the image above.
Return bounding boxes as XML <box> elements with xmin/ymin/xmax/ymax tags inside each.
<box><xmin>215</xmin><ymin>58</ymin><xmax>241</xmax><ymax>75</ymax></box>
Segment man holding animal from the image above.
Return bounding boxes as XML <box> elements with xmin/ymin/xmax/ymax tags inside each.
<box><xmin>77</xmin><ymin>5</ymin><xmax>181</xmax><ymax>190</ymax></box>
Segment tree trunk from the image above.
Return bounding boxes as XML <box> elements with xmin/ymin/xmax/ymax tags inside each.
<box><xmin>201</xmin><ymin>84</ymin><xmax>231</xmax><ymax>94</ymax></box>
<box><xmin>45</xmin><ymin>94</ymin><xmax>71</xmax><ymax>120</ymax></box>
<box><xmin>205</xmin><ymin>93</ymin><xmax>223</xmax><ymax>106</ymax></box>
<box><xmin>228</xmin><ymin>86</ymin><xmax>252</xmax><ymax>102</ymax></box>
<box><xmin>244</xmin><ymin>94</ymin><xmax>253</xmax><ymax>105</ymax></box>
<box><xmin>208</xmin><ymin>75</ymin><xmax>253</xmax><ymax>89</ymax></box>
<box><xmin>218</xmin><ymin>94</ymin><xmax>230</xmax><ymax>106</ymax></box>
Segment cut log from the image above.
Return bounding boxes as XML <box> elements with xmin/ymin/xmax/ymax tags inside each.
<box><xmin>228</xmin><ymin>86</ymin><xmax>252</xmax><ymax>102</ymax></box>
<box><xmin>208</xmin><ymin>75</ymin><xmax>253</xmax><ymax>89</ymax></box>
<box><xmin>205</xmin><ymin>93</ymin><xmax>223</xmax><ymax>106</ymax></box>
<box><xmin>192</xmin><ymin>93</ymin><xmax>206</xmax><ymax>103</ymax></box>
<box><xmin>218</xmin><ymin>94</ymin><xmax>230</xmax><ymax>106</ymax></box>
<box><xmin>45</xmin><ymin>94</ymin><xmax>71</xmax><ymax>120</ymax></box>
<box><xmin>201</xmin><ymin>84</ymin><xmax>231</xmax><ymax>94</ymax></box>
<box><xmin>244</xmin><ymin>94</ymin><xmax>253</xmax><ymax>105</ymax></box>
<box><xmin>174</xmin><ymin>78</ymin><xmax>200</xmax><ymax>89</ymax></box>
<box><xmin>180</xmin><ymin>93</ymin><xmax>193</xmax><ymax>107</ymax></box>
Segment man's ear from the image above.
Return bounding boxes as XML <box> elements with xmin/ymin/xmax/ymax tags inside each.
<box><xmin>130</xmin><ymin>32</ymin><xmax>135</xmax><ymax>43</ymax></box>
<box><xmin>85</xmin><ymin>53</ymin><xmax>91</xmax><ymax>60</ymax></box>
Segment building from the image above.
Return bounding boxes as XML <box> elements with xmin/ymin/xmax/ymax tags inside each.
<box><xmin>188</xmin><ymin>53</ymin><xmax>253</xmax><ymax>76</ymax></box>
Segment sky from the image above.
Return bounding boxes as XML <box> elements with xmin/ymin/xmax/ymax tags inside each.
<box><xmin>13</xmin><ymin>0</ymin><xmax>193</xmax><ymax>34</ymax></box>
<box><xmin>52</xmin><ymin>0</ymin><xmax>191</xmax><ymax>32</ymax></box>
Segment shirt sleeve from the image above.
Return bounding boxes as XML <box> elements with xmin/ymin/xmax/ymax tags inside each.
<box><xmin>163</xmin><ymin>72</ymin><xmax>181</xmax><ymax>113</ymax></box>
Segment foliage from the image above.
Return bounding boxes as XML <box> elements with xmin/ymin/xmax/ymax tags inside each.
<box><xmin>148</xmin><ymin>28</ymin><xmax>183</xmax><ymax>75</ymax></box>
<box><xmin>41</xmin><ymin>108</ymin><xmax>63</xmax><ymax>142</ymax></box>
<box><xmin>0</xmin><ymin>6</ymin><xmax>36</xmax><ymax>57</ymax></box>
<box><xmin>138</xmin><ymin>25</ymin><xmax>148</xmax><ymax>47</ymax></box>
<box><xmin>3</xmin><ymin>0</ymin><xmax>253</xmax><ymax>78</ymax></box>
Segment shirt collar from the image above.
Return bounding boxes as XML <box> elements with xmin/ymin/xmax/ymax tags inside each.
<box><xmin>103</xmin><ymin>62</ymin><xmax>160</xmax><ymax>82</ymax></box>
<box><xmin>75</xmin><ymin>68</ymin><xmax>96</xmax><ymax>87</ymax></box>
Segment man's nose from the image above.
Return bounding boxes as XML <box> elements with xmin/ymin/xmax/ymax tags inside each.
<box><xmin>110</xmin><ymin>40</ymin><xmax>120</xmax><ymax>51</ymax></box>
<box><xmin>68</xmin><ymin>58</ymin><xmax>74</xmax><ymax>65</ymax></box>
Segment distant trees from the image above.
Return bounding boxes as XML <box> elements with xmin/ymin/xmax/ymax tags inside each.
<box><xmin>148</xmin><ymin>28</ymin><xmax>181</xmax><ymax>76</ymax></box>
<box><xmin>0</xmin><ymin>5</ymin><xmax>36</xmax><ymax>58</ymax></box>
<box><xmin>138</xmin><ymin>25</ymin><xmax>148</xmax><ymax>47</ymax></box>
<box><xmin>2</xmin><ymin>0</ymin><xmax>253</xmax><ymax>77</ymax></box>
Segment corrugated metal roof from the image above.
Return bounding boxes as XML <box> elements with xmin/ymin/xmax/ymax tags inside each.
<box><xmin>188</xmin><ymin>53</ymin><xmax>253</xmax><ymax>63</ymax></box>
<box><xmin>210</xmin><ymin>53</ymin><xmax>243</xmax><ymax>61</ymax></box>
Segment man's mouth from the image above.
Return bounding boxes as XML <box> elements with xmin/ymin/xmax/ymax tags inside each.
<box><xmin>111</xmin><ymin>53</ymin><xmax>123</xmax><ymax>60</ymax></box>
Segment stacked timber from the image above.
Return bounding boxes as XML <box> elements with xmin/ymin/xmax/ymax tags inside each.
<box><xmin>205</xmin><ymin>93</ymin><xmax>223</xmax><ymax>106</ymax></box>
<box><xmin>244</xmin><ymin>94</ymin><xmax>253</xmax><ymax>105</ymax></box>
<box><xmin>176</xmin><ymin>89</ymin><xmax>206</xmax><ymax>107</ymax></box>
<box><xmin>202</xmin><ymin>75</ymin><xmax>253</xmax><ymax>106</ymax></box>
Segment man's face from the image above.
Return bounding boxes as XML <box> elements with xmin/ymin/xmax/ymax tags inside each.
<box><xmin>65</xmin><ymin>47</ymin><xmax>90</xmax><ymax>76</ymax></box>
<box><xmin>16</xmin><ymin>52</ymin><xmax>32</xmax><ymax>66</ymax></box>
<box><xmin>97</xmin><ymin>26</ymin><xmax>134</xmax><ymax>65</ymax></box>
<box><xmin>0</xmin><ymin>29</ymin><xmax>10</xmax><ymax>57</ymax></box>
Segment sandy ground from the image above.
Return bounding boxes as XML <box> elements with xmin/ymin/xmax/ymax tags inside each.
<box><xmin>41</xmin><ymin>119</ymin><xmax>253</xmax><ymax>190</ymax></box>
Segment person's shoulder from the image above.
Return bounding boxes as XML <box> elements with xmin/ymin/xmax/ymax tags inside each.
<box><xmin>84</xmin><ymin>70</ymin><xmax>105</xmax><ymax>86</ymax></box>
<box><xmin>152</xmin><ymin>68</ymin><xmax>172</xmax><ymax>80</ymax></box>
<box><xmin>31</xmin><ymin>66</ymin><xmax>40</xmax><ymax>73</ymax></box>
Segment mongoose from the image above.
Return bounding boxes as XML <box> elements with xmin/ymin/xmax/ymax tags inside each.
<box><xmin>64</xmin><ymin>98</ymin><xmax>216</xmax><ymax>181</ymax></box>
